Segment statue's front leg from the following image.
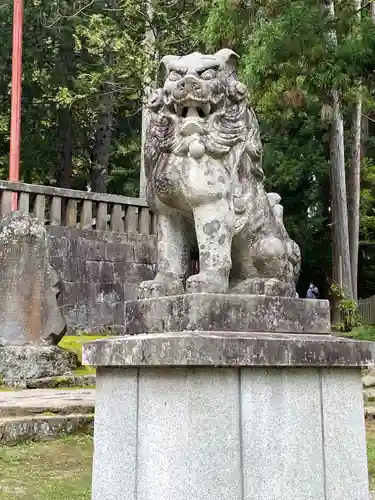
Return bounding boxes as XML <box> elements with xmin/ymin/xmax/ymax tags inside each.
<box><xmin>138</xmin><ymin>211</ymin><xmax>189</xmax><ymax>298</ymax></box>
<box><xmin>186</xmin><ymin>199</ymin><xmax>234</xmax><ymax>294</ymax></box>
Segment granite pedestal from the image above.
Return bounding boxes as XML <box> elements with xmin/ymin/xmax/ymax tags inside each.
<box><xmin>83</xmin><ymin>295</ymin><xmax>374</xmax><ymax>500</ymax></box>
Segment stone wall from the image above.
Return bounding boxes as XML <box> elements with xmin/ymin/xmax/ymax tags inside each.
<box><xmin>48</xmin><ymin>226</ymin><xmax>156</xmax><ymax>333</ymax></box>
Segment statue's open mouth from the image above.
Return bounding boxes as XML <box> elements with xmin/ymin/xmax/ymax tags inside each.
<box><xmin>172</xmin><ymin>102</ymin><xmax>211</xmax><ymax>118</ymax></box>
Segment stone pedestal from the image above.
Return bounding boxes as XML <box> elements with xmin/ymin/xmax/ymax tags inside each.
<box><xmin>83</xmin><ymin>296</ymin><xmax>375</xmax><ymax>500</ymax></box>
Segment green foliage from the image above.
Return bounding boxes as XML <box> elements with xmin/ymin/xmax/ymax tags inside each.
<box><xmin>329</xmin><ymin>280</ymin><xmax>362</xmax><ymax>332</ymax></box>
<box><xmin>360</xmin><ymin>157</ymin><xmax>375</xmax><ymax>241</ymax></box>
<box><xmin>0</xmin><ymin>0</ymin><xmax>199</xmax><ymax>193</ymax></box>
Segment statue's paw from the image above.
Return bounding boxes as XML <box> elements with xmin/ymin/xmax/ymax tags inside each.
<box><xmin>138</xmin><ymin>275</ymin><xmax>184</xmax><ymax>299</ymax></box>
<box><xmin>247</xmin><ymin>278</ymin><xmax>269</xmax><ymax>295</ymax></box>
<box><xmin>263</xmin><ymin>278</ymin><xmax>282</xmax><ymax>295</ymax></box>
<box><xmin>186</xmin><ymin>273</ymin><xmax>229</xmax><ymax>294</ymax></box>
<box><xmin>138</xmin><ymin>280</ymin><xmax>167</xmax><ymax>299</ymax></box>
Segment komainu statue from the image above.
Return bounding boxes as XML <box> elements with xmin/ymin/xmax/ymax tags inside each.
<box><xmin>139</xmin><ymin>49</ymin><xmax>301</xmax><ymax>298</ymax></box>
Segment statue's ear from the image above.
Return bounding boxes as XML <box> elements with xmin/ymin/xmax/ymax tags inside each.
<box><xmin>160</xmin><ymin>55</ymin><xmax>180</xmax><ymax>71</ymax></box>
<box><xmin>214</xmin><ymin>48</ymin><xmax>239</xmax><ymax>71</ymax></box>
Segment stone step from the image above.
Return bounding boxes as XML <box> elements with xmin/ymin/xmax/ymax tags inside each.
<box><xmin>2</xmin><ymin>374</ymin><xmax>96</xmax><ymax>389</ymax></box>
<box><xmin>0</xmin><ymin>388</ymin><xmax>95</xmax><ymax>417</ymax></box>
<box><xmin>362</xmin><ymin>372</ymin><xmax>375</xmax><ymax>388</ymax></box>
<box><xmin>0</xmin><ymin>413</ymin><xmax>94</xmax><ymax>445</ymax></box>
<box><xmin>24</xmin><ymin>374</ymin><xmax>96</xmax><ymax>389</ymax></box>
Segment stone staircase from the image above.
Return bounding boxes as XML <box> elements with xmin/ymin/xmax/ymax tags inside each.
<box><xmin>0</xmin><ymin>388</ymin><xmax>95</xmax><ymax>444</ymax></box>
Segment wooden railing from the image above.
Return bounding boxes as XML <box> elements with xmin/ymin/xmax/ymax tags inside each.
<box><xmin>0</xmin><ymin>181</ymin><xmax>156</xmax><ymax>235</ymax></box>
<box><xmin>358</xmin><ymin>296</ymin><xmax>375</xmax><ymax>325</ymax></box>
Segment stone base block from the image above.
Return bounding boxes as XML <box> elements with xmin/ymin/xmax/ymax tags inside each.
<box><xmin>91</xmin><ymin>365</ymin><xmax>368</xmax><ymax>500</ymax></box>
<box><xmin>85</xmin><ymin>333</ymin><xmax>374</xmax><ymax>500</ymax></box>
<box><xmin>125</xmin><ymin>293</ymin><xmax>331</xmax><ymax>335</ymax></box>
<box><xmin>0</xmin><ymin>345</ymin><xmax>80</xmax><ymax>381</ymax></box>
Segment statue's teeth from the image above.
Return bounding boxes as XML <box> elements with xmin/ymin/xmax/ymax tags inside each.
<box><xmin>187</xmin><ymin>107</ymin><xmax>199</xmax><ymax>117</ymax></box>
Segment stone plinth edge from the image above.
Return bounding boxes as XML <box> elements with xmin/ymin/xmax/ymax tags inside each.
<box><xmin>82</xmin><ymin>332</ymin><xmax>375</xmax><ymax>368</ymax></box>
<box><xmin>124</xmin><ymin>294</ymin><xmax>331</xmax><ymax>335</ymax></box>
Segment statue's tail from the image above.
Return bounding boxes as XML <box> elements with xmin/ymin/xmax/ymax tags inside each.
<box><xmin>267</xmin><ymin>192</ymin><xmax>301</xmax><ymax>275</ymax></box>
<box><xmin>267</xmin><ymin>193</ymin><xmax>283</xmax><ymax>223</ymax></box>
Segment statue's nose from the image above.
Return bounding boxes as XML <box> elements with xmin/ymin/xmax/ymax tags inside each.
<box><xmin>177</xmin><ymin>75</ymin><xmax>200</xmax><ymax>92</ymax></box>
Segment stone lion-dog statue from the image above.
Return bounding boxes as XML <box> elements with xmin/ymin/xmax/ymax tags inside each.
<box><xmin>139</xmin><ymin>49</ymin><xmax>301</xmax><ymax>298</ymax></box>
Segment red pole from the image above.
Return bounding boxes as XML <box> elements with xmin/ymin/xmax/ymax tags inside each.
<box><xmin>9</xmin><ymin>0</ymin><xmax>24</xmax><ymax>211</ymax></box>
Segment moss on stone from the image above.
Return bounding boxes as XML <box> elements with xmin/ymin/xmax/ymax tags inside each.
<box><xmin>74</xmin><ymin>367</ymin><xmax>96</xmax><ymax>376</ymax></box>
<box><xmin>58</xmin><ymin>335</ymin><xmax>108</xmax><ymax>363</ymax></box>
<box><xmin>58</xmin><ymin>335</ymin><xmax>106</xmax><ymax>378</ymax></box>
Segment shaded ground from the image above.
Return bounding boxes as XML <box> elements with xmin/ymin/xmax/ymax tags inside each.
<box><xmin>1</xmin><ymin>425</ymin><xmax>375</xmax><ymax>498</ymax></box>
<box><xmin>0</xmin><ymin>435</ymin><xmax>92</xmax><ymax>499</ymax></box>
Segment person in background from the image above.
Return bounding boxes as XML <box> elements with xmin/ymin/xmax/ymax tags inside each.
<box><xmin>306</xmin><ymin>282</ymin><xmax>319</xmax><ymax>299</ymax></box>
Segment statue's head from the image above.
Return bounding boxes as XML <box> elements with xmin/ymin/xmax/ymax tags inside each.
<box><xmin>159</xmin><ymin>49</ymin><xmax>244</xmax><ymax>120</ymax></box>
<box><xmin>145</xmin><ymin>49</ymin><xmax>257</xmax><ymax>164</ymax></box>
<box><xmin>152</xmin><ymin>49</ymin><xmax>247</xmax><ymax>124</ymax></box>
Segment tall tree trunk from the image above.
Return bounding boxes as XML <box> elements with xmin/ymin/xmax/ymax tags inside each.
<box><xmin>90</xmin><ymin>90</ymin><xmax>113</xmax><ymax>193</ymax></box>
<box><xmin>56</xmin><ymin>106</ymin><xmax>73</xmax><ymax>188</ymax></box>
<box><xmin>55</xmin><ymin>20</ymin><xmax>74</xmax><ymax>188</ymax></box>
<box><xmin>348</xmin><ymin>97</ymin><xmax>362</xmax><ymax>299</ymax></box>
<box><xmin>347</xmin><ymin>0</ymin><xmax>362</xmax><ymax>300</ymax></box>
<box><xmin>140</xmin><ymin>0</ymin><xmax>156</xmax><ymax>198</ymax></box>
<box><xmin>90</xmin><ymin>0</ymin><xmax>116</xmax><ymax>193</ymax></box>
<box><xmin>330</xmin><ymin>91</ymin><xmax>353</xmax><ymax>298</ymax></box>
<box><xmin>324</xmin><ymin>0</ymin><xmax>353</xmax><ymax>301</ymax></box>
<box><xmin>361</xmin><ymin>114</ymin><xmax>368</xmax><ymax>158</ymax></box>
<box><xmin>330</xmin><ymin>179</ymin><xmax>341</xmax><ymax>325</ymax></box>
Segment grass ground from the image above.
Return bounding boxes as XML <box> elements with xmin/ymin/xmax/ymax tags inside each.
<box><xmin>0</xmin><ymin>425</ymin><xmax>375</xmax><ymax>498</ymax></box>
<box><xmin>0</xmin><ymin>435</ymin><xmax>93</xmax><ymax>499</ymax></box>
<box><xmin>368</xmin><ymin>423</ymin><xmax>375</xmax><ymax>490</ymax></box>
<box><xmin>337</xmin><ymin>325</ymin><xmax>375</xmax><ymax>341</ymax></box>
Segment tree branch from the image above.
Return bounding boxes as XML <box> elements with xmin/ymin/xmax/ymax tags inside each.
<box><xmin>362</xmin><ymin>113</ymin><xmax>375</xmax><ymax>124</ymax></box>
<box><xmin>44</xmin><ymin>0</ymin><xmax>95</xmax><ymax>28</ymax></box>
<box><xmin>355</xmin><ymin>0</ymin><xmax>374</xmax><ymax>13</ymax></box>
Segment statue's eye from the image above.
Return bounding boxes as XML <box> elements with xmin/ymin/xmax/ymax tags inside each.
<box><xmin>201</xmin><ymin>69</ymin><xmax>216</xmax><ymax>80</ymax></box>
<box><xmin>169</xmin><ymin>71</ymin><xmax>182</xmax><ymax>81</ymax></box>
